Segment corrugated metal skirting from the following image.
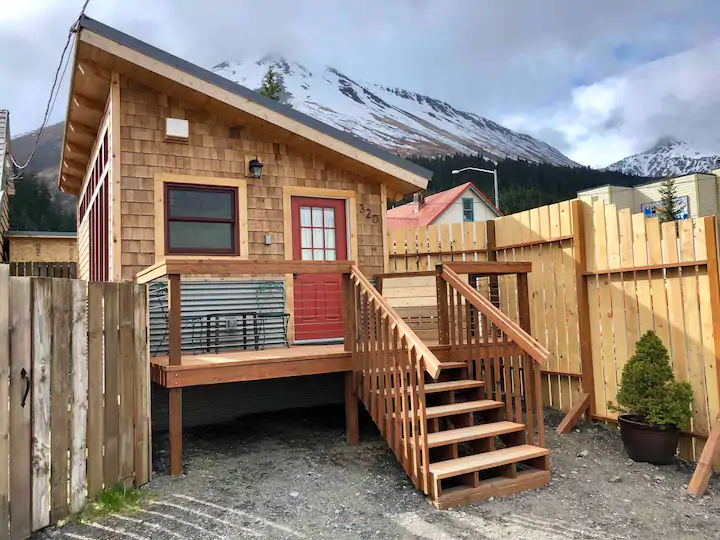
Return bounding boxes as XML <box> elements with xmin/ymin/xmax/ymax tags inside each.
<box><xmin>149</xmin><ymin>279</ymin><xmax>288</xmax><ymax>355</ymax></box>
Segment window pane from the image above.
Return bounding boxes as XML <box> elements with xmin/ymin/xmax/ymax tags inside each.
<box><xmin>301</xmin><ymin>228</ymin><xmax>312</xmax><ymax>248</ymax></box>
<box><xmin>313</xmin><ymin>228</ymin><xmax>324</xmax><ymax>249</ymax></box>
<box><xmin>324</xmin><ymin>229</ymin><xmax>335</xmax><ymax>249</ymax></box>
<box><xmin>324</xmin><ymin>208</ymin><xmax>335</xmax><ymax>228</ymax></box>
<box><xmin>168</xmin><ymin>187</ymin><xmax>234</xmax><ymax>219</ymax></box>
<box><xmin>302</xmin><ymin>249</ymin><xmax>313</xmax><ymax>260</ymax></box>
<box><xmin>313</xmin><ymin>249</ymin><xmax>324</xmax><ymax>261</ymax></box>
<box><xmin>325</xmin><ymin>249</ymin><xmax>336</xmax><ymax>261</ymax></box>
<box><xmin>312</xmin><ymin>207</ymin><xmax>323</xmax><ymax>227</ymax></box>
<box><xmin>300</xmin><ymin>207</ymin><xmax>311</xmax><ymax>227</ymax></box>
<box><xmin>168</xmin><ymin>221</ymin><xmax>234</xmax><ymax>251</ymax></box>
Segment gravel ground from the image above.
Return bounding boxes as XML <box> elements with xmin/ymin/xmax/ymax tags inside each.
<box><xmin>39</xmin><ymin>406</ymin><xmax>720</xmax><ymax>539</ymax></box>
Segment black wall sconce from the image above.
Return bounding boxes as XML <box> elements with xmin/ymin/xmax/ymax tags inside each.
<box><xmin>248</xmin><ymin>157</ymin><xmax>263</xmax><ymax>178</ymax></box>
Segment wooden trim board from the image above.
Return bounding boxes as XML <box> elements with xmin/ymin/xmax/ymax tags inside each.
<box><xmin>153</xmin><ymin>173</ymin><xmax>249</xmax><ymax>264</ymax></box>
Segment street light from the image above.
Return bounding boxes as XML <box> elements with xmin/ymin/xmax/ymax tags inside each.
<box><xmin>451</xmin><ymin>167</ymin><xmax>499</xmax><ymax>210</ymax></box>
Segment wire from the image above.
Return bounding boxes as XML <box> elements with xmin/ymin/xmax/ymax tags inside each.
<box><xmin>10</xmin><ymin>0</ymin><xmax>92</xmax><ymax>177</ymax></box>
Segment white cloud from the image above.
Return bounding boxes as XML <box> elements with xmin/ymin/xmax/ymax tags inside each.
<box><xmin>504</xmin><ymin>39</ymin><xmax>720</xmax><ymax>168</ymax></box>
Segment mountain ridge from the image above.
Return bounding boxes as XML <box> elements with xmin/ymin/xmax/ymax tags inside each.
<box><xmin>606</xmin><ymin>138</ymin><xmax>720</xmax><ymax>177</ymax></box>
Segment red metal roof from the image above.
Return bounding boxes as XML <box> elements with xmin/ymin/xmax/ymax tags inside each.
<box><xmin>387</xmin><ymin>182</ymin><xmax>501</xmax><ymax>228</ymax></box>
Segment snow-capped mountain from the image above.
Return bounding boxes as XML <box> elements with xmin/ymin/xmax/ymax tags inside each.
<box><xmin>211</xmin><ymin>57</ymin><xmax>578</xmax><ymax>167</ymax></box>
<box><xmin>606</xmin><ymin>138</ymin><xmax>720</xmax><ymax>177</ymax></box>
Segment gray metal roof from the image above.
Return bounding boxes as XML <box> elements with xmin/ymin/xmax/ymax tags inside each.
<box><xmin>78</xmin><ymin>16</ymin><xmax>433</xmax><ymax>182</ymax></box>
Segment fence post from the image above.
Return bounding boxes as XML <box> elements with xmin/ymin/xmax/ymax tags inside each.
<box><xmin>167</xmin><ymin>274</ymin><xmax>183</xmax><ymax>477</ymax></box>
<box><xmin>436</xmin><ymin>265</ymin><xmax>450</xmax><ymax>345</ymax></box>
<box><xmin>0</xmin><ymin>265</ymin><xmax>9</xmax><ymax>539</ymax></box>
<box><xmin>688</xmin><ymin>216</ymin><xmax>720</xmax><ymax>496</ymax></box>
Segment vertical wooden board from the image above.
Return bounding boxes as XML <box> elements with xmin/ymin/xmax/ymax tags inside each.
<box><xmin>118</xmin><ymin>284</ymin><xmax>136</xmax><ymax>484</ymax></box>
<box><xmin>427</xmin><ymin>225</ymin><xmax>439</xmax><ymax>271</ymax></box>
<box><xmin>587</xmin><ymin>275</ymin><xmax>606</xmax><ymax>416</ymax></box>
<box><xmin>133</xmin><ymin>284</ymin><xmax>150</xmax><ymax>486</ymax></box>
<box><xmin>696</xmin><ymin>220</ymin><xmax>720</xmax><ymax>433</ymax></box>
<box><xmin>463</xmin><ymin>222</ymin><xmax>474</xmax><ymax>261</ymax></box>
<box><xmin>418</xmin><ymin>226</ymin><xmax>430</xmax><ymax>271</ymax></box>
<box><xmin>645</xmin><ymin>218</ymin><xmax>670</xmax><ymax>343</ymax></box>
<box><xmin>561</xmin><ymin>238</ymin><xmax>580</xmax><ymax>373</ymax></box>
<box><xmin>598</xmin><ymin>273</ymin><xmax>617</xmax><ymax>417</ymax></box>
<box><xmin>519</xmin><ymin>211</ymin><xmax>531</xmax><ymax>245</ymax></box>
<box><xmin>549</xmin><ymin>203</ymin><xmax>561</xmax><ymax>239</ymax></box>
<box><xmin>606</xmin><ymin>205</ymin><xmax>629</xmax><ymax>389</ymax></box>
<box><xmin>411</xmin><ymin>226</ymin><xmax>421</xmax><ymax>273</ymax></box>
<box><xmin>619</xmin><ymin>210</ymin><xmax>640</xmax><ymax>357</ymax></box>
<box><xmin>51</xmin><ymin>279</ymin><xmax>72</xmax><ymax>523</ymax></box>
<box><xmin>439</xmin><ymin>224</ymin><xmax>451</xmax><ymax>264</ymax></box>
<box><xmin>32</xmin><ymin>279</ymin><xmax>52</xmax><ymax>531</ymax></box>
<box><xmin>593</xmin><ymin>201</ymin><xmax>608</xmax><ymax>272</ymax></box>
<box><xmin>390</xmin><ymin>227</ymin><xmax>404</xmax><ymax>273</ymax></box>
<box><xmin>9</xmin><ymin>278</ymin><xmax>32</xmax><ymax>540</ymax></box>
<box><xmin>0</xmin><ymin>266</ymin><xmax>8</xmax><ymax>539</ymax></box>
<box><xmin>86</xmin><ymin>283</ymin><xmax>105</xmax><ymax>498</ymax></box>
<box><xmin>542</xmin><ymin>208</ymin><xmax>560</xmax><ymax>406</ymax></box>
<box><xmin>529</xmin><ymin>208</ymin><xmax>541</xmax><ymax>242</ymax></box>
<box><xmin>451</xmin><ymin>222</ymin><xmax>462</xmax><ymax>260</ymax></box>
<box><xmin>662</xmin><ymin>220</ymin><xmax>680</xmax><ymax>265</ymax></box>
<box><xmin>583</xmin><ymin>201</ymin><xmax>596</xmax><ymax>273</ymax></box>
<box><xmin>605</xmin><ymin>204</ymin><xmax>621</xmax><ymax>270</ymax></box>
<box><xmin>679</xmin><ymin>220</ymin><xmax>708</xmax><ymax>441</ymax></box>
<box><xmin>104</xmin><ymin>282</ymin><xmax>121</xmax><ymax>487</ymax></box>
<box><xmin>70</xmin><ymin>280</ymin><xmax>88</xmax><ymax>514</ymax></box>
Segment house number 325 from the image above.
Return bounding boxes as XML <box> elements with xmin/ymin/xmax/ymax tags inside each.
<box><xmin>359</xmin><ymin>204</ymin><xmax>380</xmax><ymax>224</ymax></box>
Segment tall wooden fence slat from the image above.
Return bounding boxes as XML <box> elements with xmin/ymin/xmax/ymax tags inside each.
<box><xmin>104</xmin><ymin>283</ymin><xmax>121</xmax><ymax>488</ymax></box>
<box><xmin>31</xmin><ymin>279</ymin><xmax>52</xmax><ymax>531</ymax></box>
<box><xmin>8</xmin><ymin>262</ymin><xmax>77</xmax><ymax>279</ymax></box>
<box><xmin>0</xmin><ymin>270</ymin><xmax>150</xmax><ymax>534</ymax></box>
<box><xmin>86</xmin><ymin>283</ymin><xmax>105</xmax><ymax>499</ymax></box>
<box><xmin>70</xmin><ymin>280</ymin><xmax>88</xmax><ymax>514</ymax></box>
<box><xmin>0</xmin><ymin>265</ymin><xmax>9</xmax><ymax>539</ymax></box>
<box><xmin>50</xmin><ymin>279</ymin><xmax>71</xmax><ymax>523</ymax></box>
<box><xmin>9</xmin><ymin>278</ymin><xmax>32</xmax><ymax>540</ymax></box>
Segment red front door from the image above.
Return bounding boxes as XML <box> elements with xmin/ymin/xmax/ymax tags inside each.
<box><xmin>291</xmin><ymin>196</ymin><xmax>348</xmax><ymax>342</ymax></box>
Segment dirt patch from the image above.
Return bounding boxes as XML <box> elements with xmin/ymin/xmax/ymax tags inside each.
<box><xmin>40</xmin><ymin>406</ymin><xmax>720</xmax><ymax>539</ymax></box>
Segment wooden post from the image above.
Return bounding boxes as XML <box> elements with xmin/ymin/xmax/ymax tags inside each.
<box><xmin>0</xmin><ymin>265</ymin><xmax>9</xmax><ymax>540</ymax></box>
<box><xmin>571</xmin><ymin>199</ymin><xmax>594</xmax><ymax>423</ymax></box>
<box><xmin>167</xmin><ymin>274</ymin><xmax>183</xmax><ymax>476</ymax></box>
<box><xmin>436</xmin><ymin>265</ymin><xmax>450</xmax><ymax>345</ymax></box>
<box><xmin>688</xmin><ymin>217</ymin><xmax>720</xmax><ymax>497</ymax></box>
<box><xmin>345</xmin><ymin>371</ymin><xmax>359</xmax><ymax>446</ymax></box>
<box><xmin>486</xmin><ymin>220</ymin><xmax>499</xmax><ymax>306</ymax></box>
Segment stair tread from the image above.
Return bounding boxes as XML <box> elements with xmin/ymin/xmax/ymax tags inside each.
<box><xmin>426</xmin><ymin>380</ymin><xmax>485</xmax><ymax>393</ymax></box>
<box><xmin>432</xmin><ymin>469</ymin><xmax>550</xmax><ymax>509</ymax></box>
<box><xmin>438</xmin><ymin>361</ymin><xmax>467</xmax><ymax>369</ymax></box>
<box><xmin>426</xmin><ymin>399</ymin><xmax>503</xmax><ymax>419</ymax></box>
<box><xmin>430</xmin><ymin>444</ymin><xmax>549</xmax><ymax>480</ymax></box>
<box><xmin>378</xmin><ymin>379</ymin><xmax>485</xmax><ymax>396</ymax></box>
<box><xmin>413</xmin><ymin>421</ymin><xmax>525</xmax><ymax>448</ymax></box>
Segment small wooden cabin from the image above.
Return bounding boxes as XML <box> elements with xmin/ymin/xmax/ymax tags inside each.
<box><xmin>58</xmin><ymin>17</ymin><xmax>551</xmax><ymax>509</ymax></box>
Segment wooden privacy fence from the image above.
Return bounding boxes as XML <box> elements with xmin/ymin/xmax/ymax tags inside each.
<box><xmin>9</xmin><ymin>262</ymin><xmax>77</xmax><ymax>278</ymax></box>
<box><xmin>583</xmin><ymin>200</ymin><xmax>720</xmax><ymax>462</ymax></box>
<box><xmin>0</xmin><ymin>267</ymin><xmax>150</xmax><ymax>539</ymax></box>
<box><xmin>386</xmin><ymin>199</ymin><xmax>720</xmax><ymax>463</ymax></box>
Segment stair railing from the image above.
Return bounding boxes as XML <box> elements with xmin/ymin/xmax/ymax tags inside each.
<box><xmin>344</xmin><ymin>266</ymin><xmax>444</xmax><ymax>495</ymax></box>
<box><xmin>437</xmin><ymin>265</ymin><xmax>550</xmax><ymax>447</ymax></box>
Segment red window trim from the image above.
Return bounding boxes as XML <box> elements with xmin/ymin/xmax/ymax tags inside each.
<box><xmin>164</xmin><ymin>183</ymin><xmax>239</xmax><ymax>255</ymax></box>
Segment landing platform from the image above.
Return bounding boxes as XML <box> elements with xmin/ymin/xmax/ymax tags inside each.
<box><xmin>150</xmin><ymin>344</ymin><xmax>352</xmax><ymax>387</ymax></box>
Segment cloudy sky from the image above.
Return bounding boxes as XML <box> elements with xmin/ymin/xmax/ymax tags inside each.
<box><xmin>1</xmin><ymin>0</ymin><xmax>718</xmax><ymax>167</ymax></box>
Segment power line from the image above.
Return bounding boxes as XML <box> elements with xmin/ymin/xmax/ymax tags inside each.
<box><xmin>11</xmin><ymin>0</ymin><xmax>92</xmax><ymax>177</ymax></box>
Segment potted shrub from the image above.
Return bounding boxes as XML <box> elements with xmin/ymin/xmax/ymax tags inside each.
<box><xmin>609</xmin><ymin>330</ymin><xmax>693</xmax><ymax>465</ymax></box>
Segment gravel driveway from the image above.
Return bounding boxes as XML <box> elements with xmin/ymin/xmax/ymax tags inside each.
<box><xmin>40</xmin><ymin>406</ymin><xmax>720</xmax><ymax>539</ymax></box>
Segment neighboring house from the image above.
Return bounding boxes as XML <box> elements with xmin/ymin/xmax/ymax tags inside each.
<box><xmin>0</xmin><ymin>110</ymin><xmax>14</xmax><ymax>262</ymax></box>
<box><xmin>578</xmin><ymin>170</ymin><xmax>720</xmax><ymax>219</ymax></box>
<box><xmin>58</xmin><ymin>16</ymin><xmax>431</xmax><ymax>343</ymax></box>
<box><xmin>387</xmin><ymin>182</ymin><xmax>501</xmax><ymax>229</ymax></box>
<box><xmin>5</xmin><ymin>231</ymin><xmax>78</xmax><ymax>263</ymax></box>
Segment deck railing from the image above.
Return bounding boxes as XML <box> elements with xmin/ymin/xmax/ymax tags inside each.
<box><xmin>346</xmin><ymin>266</ymin><xmax>444</xmax><ymax>494</ymax></box>
<box><xmin>436</xmin><ymin>263</ymin><xmax>550</xmax><ymax>447</ymax></box>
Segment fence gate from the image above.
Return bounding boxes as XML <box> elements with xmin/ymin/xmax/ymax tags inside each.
<box><xmin>0</xmin><ymin>266</ymin><xmax>151</xmax><ymax>539</ymax></box>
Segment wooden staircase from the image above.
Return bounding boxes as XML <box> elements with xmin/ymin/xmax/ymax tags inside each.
<box><xmin>346</xmin><ymin>263</ymin><xmax>551</xmax><ymax>509</ymax></box>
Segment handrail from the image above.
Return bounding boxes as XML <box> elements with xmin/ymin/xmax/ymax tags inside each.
<box><xmin>441</xmin><ymin>266</ymin><xmax>549</xmax><ymax>364</ymax></box>
<box><xmin>350</xmin><ymin>266</ymin><xmax>442</xmax><ymax>379</ymax></box>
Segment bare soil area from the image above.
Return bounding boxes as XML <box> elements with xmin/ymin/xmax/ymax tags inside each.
<box><xmin>40</xmin><ymin>406</ymin><xmax>720</xmax><ymax>539</ymax></box>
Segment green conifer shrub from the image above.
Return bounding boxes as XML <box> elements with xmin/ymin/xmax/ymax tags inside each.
<box><xmin>609</xmin><ymin>330</ymin><xmax>693</xmax><ymax>428</ymax></box>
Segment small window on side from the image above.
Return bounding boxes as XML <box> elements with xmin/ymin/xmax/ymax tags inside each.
<box><xmin>462</xmin><ymin>198</ymin><xmax>474</xmax><ymax>222</ymax></box>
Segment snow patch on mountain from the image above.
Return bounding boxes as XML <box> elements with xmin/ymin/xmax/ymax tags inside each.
<box><xmin>606</xmin><ymin>138</ymin><xmax>720</xmax><ymax>177</ymax></box>
<box><xmin>211</xmin><ymin>57</ymin><xmax>579</xmax><ymax>167</ymax></box>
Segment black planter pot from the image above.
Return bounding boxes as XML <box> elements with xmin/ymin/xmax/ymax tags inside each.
<box><xmin>618</xmin><ymin>414</ymin><xmax>679</xmax><ymax>465</ymax></box>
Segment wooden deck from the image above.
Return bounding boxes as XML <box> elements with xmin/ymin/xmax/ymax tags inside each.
<box><xmin>150</xmin><ymin>344</ymin><xmax>352</xmax><ymax>387</ymax></box>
